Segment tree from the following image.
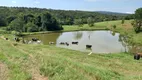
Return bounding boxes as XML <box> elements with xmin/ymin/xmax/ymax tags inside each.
<box><xmin>41</xmin><ymin>12</ymin><xmax>63</xmax><ymax>31</ymax></box>
<box><xmin>133</xmin><ymin>8</ymin><xmax>142</xmax><ymax>33</ymax></box>
<box><xmin>0</xmin><ymin>16</ymin><xmax>7</xmax><ymax>26</ymax></box>
<box><xmin>87</xmin><ymin>17</ymin><xmax>94</xmax><ymax>27</ymax></box>
<box><xmin>74</xmin><ymin>19</ymin><xmax>83</xmax><ymax>27</ymax></box>
<box><xmin>24</xmin><ymin>14</ymin><xmax>34</xmax><ymax>23</ymax></box>
<box><xmin>34</xmin><ymin>15</ymin><xmax>42</xmax><ymax>27</ymax></box>
<box><xmin>8</xmin><ymin>18</ymin><xmax>24</xmax><ymax>32</ymax></box>
<box><xmin>125</xmin><ymin>14</ymin><xmax>134</xmax><ymax>20</ymax></box>
<box><xmin>25</xmin><ymin>22</ymin><xmax>38</xmax><ymax>32</ymax></box>
<box><xmin>6</xmin><ymin>16</ymin><xmax>16</xmax><ymax>24</ymax></box>
<box><xmin>112</xmin><ymin>25</ymin><xmax>116</xmax><ymax>29</ymax></box>
<box><xmin>121</xmin><ymin>18</ymin><xmax>125</xmax><ymax>24</ymax></box>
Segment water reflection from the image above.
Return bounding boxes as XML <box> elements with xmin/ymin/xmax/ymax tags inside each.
<box><xmin>73</xmin><ymin>32</ymin><xmax>83</xmax><ymax>40</ymax></box>
<box><xmin>112</xmin><ymin>31</ymin><xmax>116</xmax><ymax>36</ymax></box>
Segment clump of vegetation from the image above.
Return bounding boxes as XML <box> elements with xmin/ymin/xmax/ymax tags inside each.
<box><xmin>11</xmin><ymin>31</ymin><xmax>21</xmax><ymax>36</ymax></box>
<box><xmin>112</xmin><ymin>25</ymin><xmax>117</xmax><ymax>29</ymax></box>
<box><xmin>12</xmin><ymin>42</ymin><xmax>18</xmax><ymax>46</ymax></box>
<box><xmin>121</xmin><ymin>18</ymin><xmax>125</xmax><ymax>24</ymax></box>
<box><xmin>87</xmin><ymin>17</ymin><xmax>94</xmax><ymax>27</ymax></box>
<box><xmin>74</xmin><ymin>19</ymin><xmax>84</xmax><ymax>27</ymax></box>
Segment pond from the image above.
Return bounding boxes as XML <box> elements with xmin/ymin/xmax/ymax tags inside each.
<box><xmin>24</xmin><ymin>31</ymin><xmax>128</xmax><ymax>53</ymax></box>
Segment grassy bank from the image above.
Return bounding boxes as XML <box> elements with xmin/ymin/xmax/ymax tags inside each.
<box><xmin>0</xmin><ymin>20</ymin><xmax>142</xmax><ymax>80</ymax></box>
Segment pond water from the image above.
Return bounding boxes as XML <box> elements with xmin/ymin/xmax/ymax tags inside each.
<box><xmin>24</xmin><ymin>31</ymin><xmax>128</xmax><ymax>53</ymax></box>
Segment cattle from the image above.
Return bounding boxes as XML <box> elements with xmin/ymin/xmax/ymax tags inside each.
<box><xmin>86</xmin><ymin>45</ymin><xmax>92</xmax><ymax>48</ymax></box>
<box><xmin>37</xmin><ymin>40</ymin><xmax>41</xmax><ymax>43</ymax></box>
<box><xmin>60</xmin><ymin>42</ymin><xmax>65</xmax><ymax>45</ymax></box>
<box><xmin>65</xmin><ymin>42</ymin><xmax>69</xmax><ymax>46</ymax></box>
<box><xmin>5</xmin><ymin>38</ymin><xmax>8</xmax><ymax>40</ymax></box>
<box><xmin>32</xmin><ymin>38</ymin><xmax>39</xmax><ymax>41</ymax></box>
<box><xmin>134</xmin><ymin>54</ymin><xmax>141</xmax><ymax>60</ymax></box>
<box><xmin>49</xmin><ymin>42</ymin><xmax>54</xmax><ymax>44</ymax></box>
<box><xmin>134</xmin><ymin>53</ymin><xmax>142</xmax><ymax>60</ymax></box>
<box><xmin>72</xmin><ymin>42</ymin><xmax>78</xmax><ymax>44</ymax></box>
<box><xmin>59</xmin><ymin>42</ymin><xmax>69</xmax><ymax>46</ymax></box>
<box><xmin>28</xmin><ymin>41</ymin><xmax>32</xmax><ymax>44</ymax></box>
<box><xmin>14</xmin><ymin>38</ymin><xmax>20</xmax><ymax>42</ymax></box>
<box><xmin>22</xmin><ymin>40</ymin><xmax>28</xmax><ymax>44</ymax></box>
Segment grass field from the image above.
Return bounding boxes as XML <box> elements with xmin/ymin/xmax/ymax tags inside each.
<box><xmin>0</xmin><ymin>20</ymin><xmax>142</xmax><ymax>80</ymax></box>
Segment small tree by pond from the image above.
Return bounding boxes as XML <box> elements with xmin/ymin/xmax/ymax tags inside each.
<box><xmin>121</xmin><ymin>18</ymin><xmax>125</xmax><ymax>24</ymax></box>
<box><xmin>74</xmin><ymin>19</ymin><xmax>84</xmax><ymax>27</ymax></box>
<box><xmin>112</xmin><ymin>25</ymin><xmax>117</xmax><ymax>29</ymax></box>
<box><xmin>87</xmin><ymin>17</ymin><xmax>94</xmax><ymax>27</ymax></box>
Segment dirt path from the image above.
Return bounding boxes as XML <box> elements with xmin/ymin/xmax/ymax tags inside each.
<box><xmin>0</xmin><ymin>62</ymin><xmax>9</xmax><ymax>80</ymax></box>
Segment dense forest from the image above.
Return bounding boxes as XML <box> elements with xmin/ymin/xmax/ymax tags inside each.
<box><xmin>0</xmin><ymin>6</ymin><xmax>133</xmax><ymax>32</ymax></box>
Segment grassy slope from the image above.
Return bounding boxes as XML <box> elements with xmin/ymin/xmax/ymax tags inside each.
<box><xmin>0</xmin><ymin>20</ymin><xmax>142</xmax><ymax>80</ymax></box>
<box><xmin>0</xmin><ymin>35</ymin><xmax>142</xmax><ymax>80</ymax></box>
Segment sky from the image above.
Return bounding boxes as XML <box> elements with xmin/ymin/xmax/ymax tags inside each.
<box><xmin>0</xmin><ymin>0</ymin><xmax>142</xmax><ymax>13</ymax></box>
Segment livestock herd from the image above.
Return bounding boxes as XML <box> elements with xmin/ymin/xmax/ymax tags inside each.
<box><xmin>51</xmin><ymin>41</ymin><xmax>92</xmax><ymax>49</ymax></box>
<box><xmin>3</xmin><ymin>37</ymin><xmax>141</xmax><ymax>60</ymax></box>
<box><xmin>10</xmin><ymin>37</ymin><xmax>92</xmax><ymax>49</ymax></box>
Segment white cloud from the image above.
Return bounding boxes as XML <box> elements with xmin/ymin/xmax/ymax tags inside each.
<box><xmin>125</xmin><ymin>12</ymin><xmax>134</xmax><ymax>14</ymax></box>
<box><xmin>34</xmin><ymin>0</ymin><xmax>40</xmax><ymax>4</ymax></box>
<box><xmin>12</xmin><ymin>1</ymin><xmax>16</xmax><ymax>4</ymax></box>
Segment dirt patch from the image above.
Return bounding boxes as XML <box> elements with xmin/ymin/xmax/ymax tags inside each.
<box><xmin>33</xmin><ymin>73</ymin><xmax>48</xmax><ymax>80</ymax></box>
<box><xmin>122</xmin><ymin>24</ymin><xmax>133</xmax><ymax>29</ymax></box>
<box><xmin>0</xmin><ymin>62</ymin><xmax>9</xmax><ymax>80</ymax></box>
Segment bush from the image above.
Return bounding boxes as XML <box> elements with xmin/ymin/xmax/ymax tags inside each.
<box><xmin>112</xmin><ymin>25</ymin><xmax>116</xmax><ymax>29</ymax></box>
<box><xmin>121</xmin><ymin>19</ymin><xmax>125</xmax><ymax>24</ymax></box>
<box><xmin>11</xmin><ymin>31</ymin><xmax>21</xmax><ymax>36</ymax></box>
<box><xmin>0</xmin><ymin>30</ymin><xmax>11</xmax><ymax>34</ymax></box>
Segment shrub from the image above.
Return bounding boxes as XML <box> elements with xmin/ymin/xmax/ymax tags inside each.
<box><xmin>112</xmin><ymin>25</ymin><xmax>116</xmax><ymax>29</ymax></box>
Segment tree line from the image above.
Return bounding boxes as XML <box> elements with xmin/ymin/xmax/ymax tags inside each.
<box><xmin>0</xmin><ymin>6</ymin><xmax>132</xmax><ymax>32</ymax></box>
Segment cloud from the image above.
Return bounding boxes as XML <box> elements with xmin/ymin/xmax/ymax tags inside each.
<box><xmin>12</xmin><ymin>1</ymin><xmax>16</xmax><ymax>4</ymax></box>
<box><xmin>125</xmin><ymin>12</ymin><xmax>134</xmax><ymax>14</ymax></box>
<box><xmin>34</xmin><ymin>0</ymin><xmax>40</xmax><ymax>4</ymax></box>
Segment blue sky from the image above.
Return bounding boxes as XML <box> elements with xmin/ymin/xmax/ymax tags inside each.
<box><xmin>0</xmin><ymin>0</ymin><xmax>142</xmax><ymax>13</ymax></box>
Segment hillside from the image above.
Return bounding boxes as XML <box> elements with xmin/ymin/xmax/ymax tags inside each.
<box><xmin>0</xmin><ymin>20</ymin><xmax>142</xmax><ymax>80</ymax></box>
